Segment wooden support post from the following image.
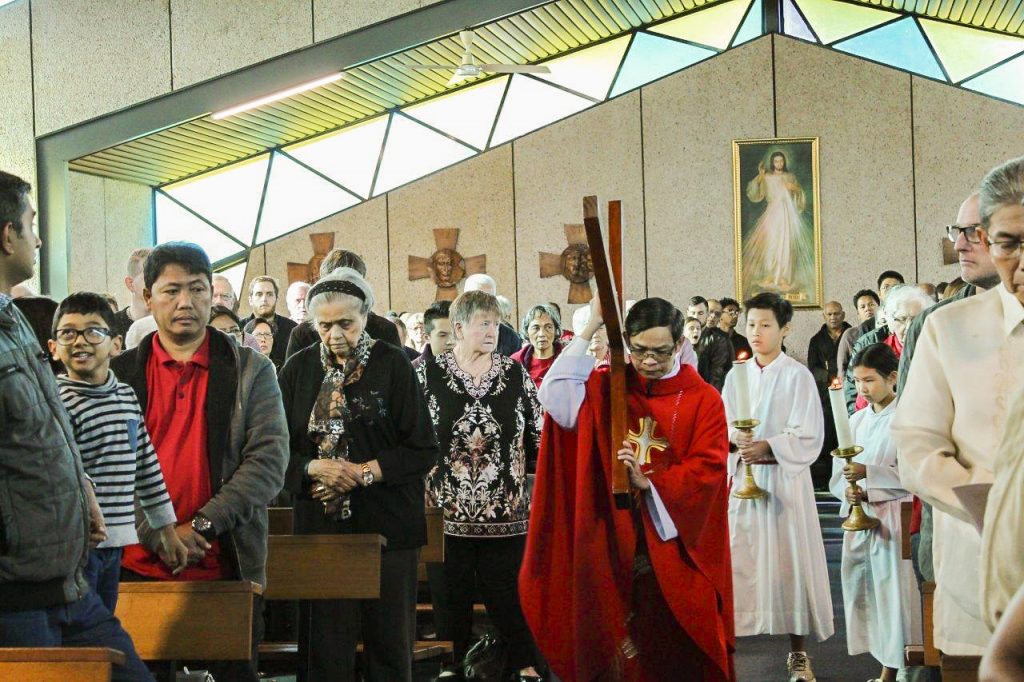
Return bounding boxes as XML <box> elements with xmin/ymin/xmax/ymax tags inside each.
<box><xmin>583</xmin><ymin>195</ymin><xmax>631</xmax><ymax>509</ymax></box>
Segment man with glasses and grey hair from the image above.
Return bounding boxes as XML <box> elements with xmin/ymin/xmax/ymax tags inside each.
<box><xmin>893</xmin><ymin>159</ymin><xmax>1024</xmax><ymax>667</ymax></box>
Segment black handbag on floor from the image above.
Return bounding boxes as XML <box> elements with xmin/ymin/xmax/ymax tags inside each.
<box><xmin>462</xmin><ymin>632</ymin><xmax>507</xmax><ymax>680</ymax></box>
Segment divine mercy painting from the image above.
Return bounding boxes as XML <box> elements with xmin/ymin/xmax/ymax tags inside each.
<box><xmin>733</xmin><ymin>137</ymin><xmax>823</xmax><ymax>308</ymax></box>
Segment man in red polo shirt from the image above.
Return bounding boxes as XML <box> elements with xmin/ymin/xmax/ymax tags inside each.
<box><xmin>113</xmin><ymin>242</ymin><xmax>288</xmax><ymax>681</ymax></box>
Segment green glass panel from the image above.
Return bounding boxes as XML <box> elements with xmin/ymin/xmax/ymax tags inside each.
<box><xmin>795</xmin><ymin>0</ymin><xmax>899</xmax><ymax>44</ymax></box>
<box><xmin>490</xmin><ymin>75</ymin><xmax>594</xmax><ymax>146</ymax></box>
<box><xmin>609</xmin><ymin>33</ymin><xmax>716</xmax><ymax>97</ymax></box>
<box><xmin>920</xmin><ymin>18</ymin><xmax>1024</xmax><ymax>82</ymax></box>
<box><xmin>650</xmin><ymin>0</ymin><xmax>752</xmax><ymax>49</ymax></box>
<box><xmin>155</xmin><ymin>193</ymin><xmax>246</xmax><ymax>264</ymax></box>
<box><xmin>256</xmin><ymin>153</ymin><xmax>361</xmax><ymax>244</ymax></box>
<box><xmin>284</xmin><ymin>116</ymin><xmax>388</xmax><ymax>199</ymax></box>
<box><xmin>163</xmin><ymin>154</ymin><xmax>269</xmax><ymax>246</ymax></box>
<box><xmin>733</xmin><ymin>0</ymin><xmax>765</xmax><ymax>46</ymax></box>
<box><xmin>834</xmin><ymin>17</ymin><xmax>945</xmax><ymax>80</ymax></box>
<box><xmin>403</xmin><ymin>77</ymin><xmax>508</xmax><ymax>150</ymax></box>
<box><xmin>373</xmin><ymin>114</ymin><xmax>477</xmax><ymax>195</ymax></box>
<box><xmin>534</xmin><ymin>35</ymin><xmax>631</xmax><ymax>100</ymax></box>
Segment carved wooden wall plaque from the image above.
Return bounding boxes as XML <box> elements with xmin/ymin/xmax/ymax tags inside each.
<box><xmin>408</xmin><ymin>228</ymin><xmax>486</xmax><ymax>301</ymax></box>
<box><xmin>539</xmin><ymin>224</ymin><xmax>594</xmax><ymax>304</ymax></box>
<box><xmin>287</xmin><ymin>232</ymin><xmax>335</xmax><ymax>285</ymax></box>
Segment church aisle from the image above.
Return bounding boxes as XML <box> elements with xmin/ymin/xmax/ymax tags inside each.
<box><xmin>733</xmin><ymin>494</ymin><xmax>881</xmax><ymax>681</ymax></box>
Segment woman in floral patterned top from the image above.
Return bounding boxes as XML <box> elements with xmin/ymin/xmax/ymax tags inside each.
<box><xmin>416</xmin><ymin>290</ymin><xmax>544</xmax><ymax>682</ymax></box>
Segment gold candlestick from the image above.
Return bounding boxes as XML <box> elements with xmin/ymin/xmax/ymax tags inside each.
<box><xmin>832</xmin><ymin>445</ymin><xmax>880</xmax><ymax>532</ymax></box>
<box><xmin>732</xmin><ymin>418</ymin><xmax>766</xmax><ymax>500</ymax></box>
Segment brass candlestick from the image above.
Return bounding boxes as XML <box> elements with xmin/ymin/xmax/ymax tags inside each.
<box><xmin>832</xmin><ymin>445</ymin><xmax>880</xmax><ymax>532</ymax></box>
<box><xmin>732</xmin><ymin>419</ymin><xmax>766</xmax><ymax>500</ymax></box>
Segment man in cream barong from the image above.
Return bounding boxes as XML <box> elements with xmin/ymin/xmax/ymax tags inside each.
<box><xmin>892</xmin><ymin>155</ymin><xmax>1024</xmax><ymax>657</ymax></box>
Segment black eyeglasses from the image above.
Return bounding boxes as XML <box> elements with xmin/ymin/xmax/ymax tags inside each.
<box><xmin>54</xmin><ymin>327</ymin><xmax>114</xmax><ymax>345</ymax></box>
<box><xmin>628</xmin><ymin>345</ymin><xmax>676</xmax><ymax>361</ymax></box>
<box><xmin>946</xmin><ymin>223</ymin><xmax>982</xmax><ymax>244</ymax></box>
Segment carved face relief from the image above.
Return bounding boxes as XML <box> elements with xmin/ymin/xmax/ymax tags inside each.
<box><xmin>431</xmin><ymin>248</ymin><xmax>465</xmax><ymax>288</ymax></box>
<box><xmin>562</xmin><ymin>244</ymin><xmax>593</xmax><ymax>284</ymax></box>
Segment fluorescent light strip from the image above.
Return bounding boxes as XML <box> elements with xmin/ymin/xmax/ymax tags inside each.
<box><xmin>211</xmin><ymin>73</ymin><xmax>343</xmax><ymax>120</ymax></box>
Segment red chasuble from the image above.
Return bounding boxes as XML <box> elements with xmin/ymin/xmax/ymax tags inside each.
<box><xmin>520</xmin><ymin>363</ymin><xmax>735</xmax><ymax>681</ymax></box>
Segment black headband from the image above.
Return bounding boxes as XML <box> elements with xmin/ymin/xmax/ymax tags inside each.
<box><xmin>308</xmin><ymin>279</ymin><xmax>367</xmax><ymax>303</ymax></box>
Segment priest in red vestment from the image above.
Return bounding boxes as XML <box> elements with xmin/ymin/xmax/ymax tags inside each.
<box><xmin>521</xmin><ymin>297</ymin><xmax>735</xmax><ymax>682</ymax></box>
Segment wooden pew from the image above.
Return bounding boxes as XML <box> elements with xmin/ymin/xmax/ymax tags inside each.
<box><xmin>0</xmin><ymin>647</ymin><xmax>125</xmax><ymax>681</ymax></box>
<box><xmin>264</xmin><ymin>534</ymin><xmax>385</xmax><ymax>601</ymax></box>
<box><xmin>268</xmin><ymin>506</ymin><xmax>293</xmax><ymax>536</ymax></box>
<box><xmin>115</xmin><ymin>581</ymin><xmax>261</xmax><ymax>661</ymax></box>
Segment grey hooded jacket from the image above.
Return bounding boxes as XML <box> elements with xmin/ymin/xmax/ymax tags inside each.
<box><xmin>0</xmin><ymin>302</ymin><xmax>91</xmax><ymax>610</ymax></box>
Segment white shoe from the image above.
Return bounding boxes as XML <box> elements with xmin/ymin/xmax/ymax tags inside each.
<box><xmin>787</xmin><ymin>651</ymin><xmax>816</xmax><ymax>682</ymax></box>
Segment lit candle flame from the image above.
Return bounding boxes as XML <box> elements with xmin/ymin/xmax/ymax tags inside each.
<box><xmin>736</xmin><ymin>351</ymin><xmax>750</xmax><ymax>362</ymax></box>
<box><xmin>829</xmin><ymin>377</ymin><xmax>843</xmax><ymax>390</ymax></box>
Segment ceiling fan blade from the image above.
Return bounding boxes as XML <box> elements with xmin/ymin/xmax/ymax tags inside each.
<box><xmin>480</xmin><ymin>64</ymin><xmax>551</xmax><ymax>74</ymax></box>
<box><xmin>447</xmin><ymin>72</ymin><xmax>468</xmax><ymax>87</ymax></box>
<box><xmin>406</xmin><ymin>64</ymin><xmax>457</xmax><ymax>71</ymax></box>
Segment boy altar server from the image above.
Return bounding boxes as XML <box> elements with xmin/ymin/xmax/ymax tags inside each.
<box><xmin>722</xmin><ymin>293</ymin><xmax>833</xmax><ymax>682</ymax></box>
<box><xmin>830</xmin><ymin>343</ymin><xmax>920</xmax><ymax>682</ymax></box>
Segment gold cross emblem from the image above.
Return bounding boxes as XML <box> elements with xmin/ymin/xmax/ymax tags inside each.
<box><xmin>626</xmin><ymin>416</ymin><xmax>669</xmax><ymax>466</ymax></box>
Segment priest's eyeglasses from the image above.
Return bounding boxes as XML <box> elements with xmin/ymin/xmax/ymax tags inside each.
<box><xmin>629</xmin><ymin>345</ymin><xmax>676</xmax><ymax>361</ymax></box>
<box><xmin>54</xmin><ymin>327</ymin><xmax>114</xmax><ymax>345</ymax></box>
<box><xmin>987</xmin><ymin>236</ymin><xmax>1023</xmax><ymax>258</ymax></box>
<box><xmin>945</xmin><ymin>223</ymin><xmax>981</xmax><ymax>243</ymax></box>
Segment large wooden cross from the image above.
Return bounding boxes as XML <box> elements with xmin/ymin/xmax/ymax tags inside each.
<box><xmin>582</xmin><ymin>196</ymin><xmax>631</xmax><ymax>508</ymax></box>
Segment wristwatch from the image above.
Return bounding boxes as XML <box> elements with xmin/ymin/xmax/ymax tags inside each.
<box><xmin>361</xmin><ymin>462</ymin><xmax>375</xmax><ymax>487</ymax></box>
<box><xmin>191</xmin><ymin>513</ymin><xmax>217</xmax><ymax>541</ymax></box>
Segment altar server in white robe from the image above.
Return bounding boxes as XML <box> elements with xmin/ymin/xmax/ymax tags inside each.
<box><xmin>892</xmin><ymin>156</ymin><xmax>1024</xmax><ymax>656</ymax></box>
<box><xmin>830</xmin><ymin>343</ymin><xmax>921</xmax><ymax>682</ymax></box>
<box><xmin>723</xmin><ymin>292</ymin><xmax>833</xmax><ymax>682</ymax></box>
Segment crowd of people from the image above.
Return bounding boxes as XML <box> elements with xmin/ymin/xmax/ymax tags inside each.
<box><xmin>1</xmin><ymin>153</ymin><xmax>1023</xmax><ymax>682</ymax></box>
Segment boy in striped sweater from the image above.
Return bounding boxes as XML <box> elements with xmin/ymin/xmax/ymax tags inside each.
<box><xmin>49</xmin><ymin>292</ymin><xmax>189</xmax><ymax>613</ymax></box>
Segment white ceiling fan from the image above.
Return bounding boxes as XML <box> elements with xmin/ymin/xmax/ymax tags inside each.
<box><xmin>407</xmin><ymin>29</ymin><xmax>551</xmax><ymax>86</ymax></box>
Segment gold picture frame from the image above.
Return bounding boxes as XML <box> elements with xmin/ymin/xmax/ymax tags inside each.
<box><xmin>733</xmin><ymin>137</ymin><xmax>823</xmax><ymax>309</ymax></box>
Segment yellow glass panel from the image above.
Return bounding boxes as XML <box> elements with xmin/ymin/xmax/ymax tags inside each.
<box><xmin>163</xmin><ymin>154</ymin><xmax>269</xmax><ymax>246</ymax></box>
<box><xmin>403</xmin><ymin>77</ymin><xmax>509</xmax><ymax>150</ymax></box>
<box><xmin>795</xmin><ymin>0</ymin><xmax>899</xmax><ymax>43</ymax></box>
<box><xmin>962</xmin><ymin>52</ymin><xmax>1024</xmax><ymax>104</ymax></box>
<box><xmin>649</xmin><ymin>0</ymin><xmax>752</xmax><ymax>49</ymax></box>
<box><xmin>373</xmin><ymin>114</ymin><xmax>477</xmax><ymax>195</ymax></box>
<box><xmin>284</xmin><ymin>116</ymin><xmax>388</xmax><ymax>198</ymax></box>
<box><xmin>489</xmin><ymin>75</ymin><xmax>595</xmax><ymax>146</ymax></box>
<box><xmin>920</xmin><ymin>18</ymin><xmax>1024</xmax><ymax>82</ymax></box>
<box><xmin>534</xmin><ymin>35</ymin><xmax>631</xmax><ymax>100</ymax></box>
<box><xmin>256</xmin><ymin>153</ymin><xmax>361</xmax><ymax>244</ymax></box>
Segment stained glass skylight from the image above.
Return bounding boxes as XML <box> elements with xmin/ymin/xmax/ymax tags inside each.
<box><xmin>490</xmin><ymin>75</ymin><xmax>595</xmax><ymax>146</ymax></box>
<box><xmin>649</xmin><ymin>0</ymin><xmax>754</xmax><ymax>49</ymax></box>
<box><xmin>794</xmin><ymin>0</ymin><xmax>898</xmax><ymax>45</ymax></box>
<box><xmin>256</xmin><ymin>152</ymin><xmax>361</xmax><ymax>244</ymax></box>
<box><xmin>163</xmin><ymin>154</ymin><xmax>268</xmax><ymax>247</ymax></box>
<box><xmin>919</xmin><ymin>18</ymin><xmax>1024</xmax><ymax>83</ymax></box>
<box><xmin>283</xmin><ymin>116</ymin><xmax>388</xmax><ymax>198</ymax></box>
<box><xmin>372</xmin><ymin>114</ymin><xmax>477</xmax><ymax>195</ymax></box>
<box><xmin>833</xmin><ymin>17</ymin><xmax>945</xmax><ymax>79</ymax></box>
<box><xmin>152</xmin><ymin>0</ymin><xmax>1024</xmax><ymax>269</ymax></box>
<box><xmin>403</xmin><ymin>77</ymin><xmax>510</xmax><ymax>150</ymax></box>
<box><xmin>155</xmin><ymin>193</ymin><xmax>247</xmax><ymax>265</ymax></box>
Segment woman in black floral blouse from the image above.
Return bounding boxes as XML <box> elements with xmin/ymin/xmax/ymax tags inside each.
<box><xmin>416</xmin><ymin>290</ymin><xmax>544</xmax><ymax>682</ymax></box>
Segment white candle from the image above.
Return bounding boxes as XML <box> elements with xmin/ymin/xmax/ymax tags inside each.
<box><xmin>829</xmin><ymin>385</ymin><xmax>854</xmax><ymax>450</ymax></box>
<box><xmin>732</xmin><ymin>359</ymin><xmax>752</xmax><ymax>421</ymax></box>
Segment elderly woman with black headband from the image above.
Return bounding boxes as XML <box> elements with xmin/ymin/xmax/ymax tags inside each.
<box><xmin>278</xmin><ymin>267</ymin><xmax>438</xmax><ymax>682</ymax></box>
